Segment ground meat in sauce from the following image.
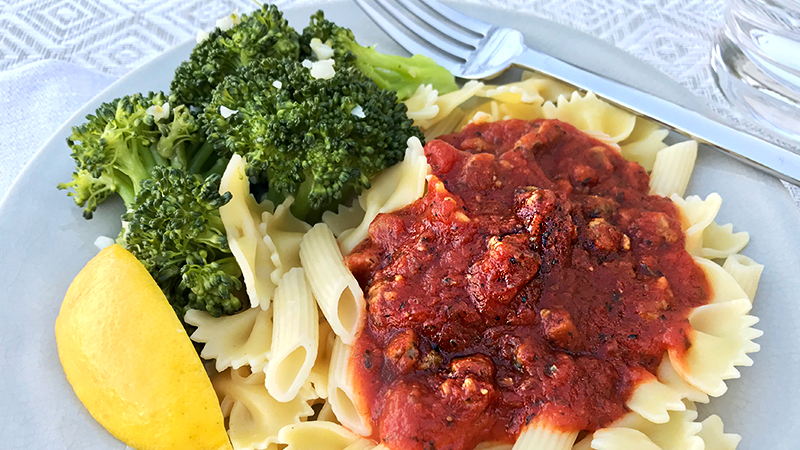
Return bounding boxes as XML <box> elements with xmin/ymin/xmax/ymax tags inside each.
<box><xmin>345</xmin><ymin>119</ymin><xmax>710</xmax><ymax>450</ymax></box>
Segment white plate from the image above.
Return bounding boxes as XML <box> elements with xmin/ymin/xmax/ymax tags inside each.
<box><xmin>1</xmin><ymin>1</ymin><xmax>797</xmax><ymax>449</ymax></box>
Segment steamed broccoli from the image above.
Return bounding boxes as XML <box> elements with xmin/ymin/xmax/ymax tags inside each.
<box><xmin>119</xmin><ymin>166</ymin><xmax>243</xmax><ymax>317</ymax></box>
<box><xmin>301</xmin><ymin>10</ymin><xmax>458</xmax><ymax>101</ymax></box>
<box><xmin>57</xmin><ymin>92</ymin><xmax>223</xmax><ymax>219</ymax></box>
<box><xmin>202</xmin><ymin>58</ymin><xmax>423</xmax><ymax>221</ymax></box>
<box><xmin>170</xmin><ymin>4</ymin><xmax>300</xmax><ymax>108</ymax></box>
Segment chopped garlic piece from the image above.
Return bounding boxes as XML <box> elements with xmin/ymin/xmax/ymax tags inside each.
<box><xmin>272</xmin><ymin>80</ymin><xmax>283</xmax><ymax>89</ymax></box>
<box><xmin>196</xmin><ymin>29</ymin><xmax>210</xmax><ymax>44</ymax></box>
<box><xmin>301</xmin><ymin>59</ymin><xmax>313</xmax><ymax>69</ymax></box>
<box><xmin>310</xmin><ymin>59</ymin><xmax>336</xmax><ymax>80</ymax></box>
<box><xmin>145</xmin><ymin>102</ymin><xmax>170</xmax><ymax>122</ymax></box>
<box><xmin>350</xmin><ymin>105</ymin><xmax>365</xmax><ymax>118</ymax></box>
<box><xmin>220</xmin><ymin>105</ymin><xmax>238</xmax><ymax>119</ymax></box>
<box><xmin>310</xmin><ymin>38</ymin><xmax>335</xmax><ymax>60</ymax></box>
<box><xmin>216</xmin><ymin>9</ymin><xmax>240</xmax><ymax>31</ymax></box>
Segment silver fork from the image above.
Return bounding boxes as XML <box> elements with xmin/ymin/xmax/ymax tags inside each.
<box><xmin>354</xmin><ymin>0</ymin><xmax>800</xmax><ymax>184</ymax></box>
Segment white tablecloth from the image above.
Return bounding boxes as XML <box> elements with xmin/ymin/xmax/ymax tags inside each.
<box><xmin>2</xmin><ymin>0</ymin><xmax>799</xmax><ymax>202</ymax></box>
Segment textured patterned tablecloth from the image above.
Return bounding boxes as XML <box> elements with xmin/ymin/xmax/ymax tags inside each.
<box><xmin>2</xmin><ymin>0</ymin><xmax>799</xmax><ymax>202</ymax></box>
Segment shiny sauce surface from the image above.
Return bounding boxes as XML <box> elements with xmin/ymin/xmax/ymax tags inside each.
<box><xmin>345</xmin><ymin>119</ymin><xmax>709</xmax><ymax>450</ymax></box>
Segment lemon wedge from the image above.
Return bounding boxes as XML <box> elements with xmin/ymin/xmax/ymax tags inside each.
<box><xmin>55</xmin><ymin>244</ymin><xmax>232</xmax><ymax>450</ymax></box>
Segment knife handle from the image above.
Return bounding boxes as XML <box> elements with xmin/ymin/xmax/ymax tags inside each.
<box><xmin>514</xmin><ymin>48</ymin><xmax>800</xmax><ymax>185</ymax></box>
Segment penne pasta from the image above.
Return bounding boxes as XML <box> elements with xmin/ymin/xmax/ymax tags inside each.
<box><xmin>308</xmin><ymin>319</ymin><xmax>336</xmax><ymax>399</ymax></box>
<box><xmin>328</xmin><ymin>337</ymin><xmax>371</xmax><ymax>437</ymax></box>
<box><xmin>299</xmin><ymin>223</ymin><xmax>364</xmax><ymax>344</ymax></box>
<box><xmin>649</xmin><ymin>140</ymin><xmax>698</xmax><ymax>197</ymax></box>
<box><xmin>264</xmin><ymin>267</ymin><xmax>319</xmax><ymax>402</ymax></box>
<box><xmin>512</xmin><ymin>422</ymin><xmax>578</xmax><ymax>450</ymax></box>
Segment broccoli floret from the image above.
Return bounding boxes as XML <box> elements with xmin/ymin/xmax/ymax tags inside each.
<box><xmin>301</xmin><ymin>10</ymin><xmax>458</xmax><ymax>101</ymax></box>
<box><xmin>170</xmin><ymin>4</ymin><xmax>300</xmax><ymax>108</ymax></box>
<box><xmin>203</xmin><ymin>58</ymin><xmax>423</xmax><ymax>221</ymax></box>
<box><xmin>58</xmin><ymin>92</ymin><xmax>224</xmax><ymax>219</ymax></box>
<box><xmin>119</xmin><ymin>166</ymin><xmax>243</xmax><ymax>318</ymax></box>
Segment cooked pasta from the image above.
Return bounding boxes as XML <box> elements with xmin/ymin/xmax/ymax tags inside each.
<box><xmin>328</xmin><ymin>136</ymin><xmax>430</xmax><ymax>254</ymax></box>
<box><xmin>722</xmin><ymin>254</ymin><xmax>763</xmax><ymax>302</ymax></box>
<box><xmin>278</xmin><ymin>421</ymin><xmax>360</xmax><ymax>450</ymax></box>
<box><xmin>518</xmin><ymin>71</ymin><xmax>576</xmax><ymax>102</ymax></box>
<box><xmin>308</xmin><ymin>319</ymin><xmax>336</xmax><ymax>399</ymax></box>
<box><xmin>694</xmin><ymin>256</ymin><xmax>750</xmax><ymax>304</ymax></box>
<box><xmin>459</xmin><ymin>100</ymin><xmax>543</xmax><ymax>129</ymax></box>
<box><xmin>317</xmin><ymin>399</ymin><xmax>338</xmax><ymax>423</ymax></box>
<box><xmin>671</xmin><ymin>193</ymin><xmax>723</xmax><ymax>256</ymax></box>
<box><xmin>405</xmin><ymin>80</ymin><xmax>484</xmax><ymax>130</ymax></box>
<box><xmin>185</xmin><ymin>306</ymin><xmax>273</xmax><ymax>372</ymax></box>
<box><xmin>668</xmin><ymin>329</ymin><xmax>754</xmax><ymax>398</ymax></box>
<box><xmin>261</xmin><ymin>197</ymin><xmax>312</xmax><ymax>286</ymax></box>
<box><xmin>589</xmin><ymin>428</ymin><xmax>661</xmax><ymax>450</ymax></box>
<box><xmin>474</xmin><ymin>443</ymin><xmax>514</xmax><ymax>450</ymax></box>
<box><xmin>619</xmin><ymin>118</ymin><xmax>669</xmax><ymax>171</ymax></box>
<box><xmin>220</xmin><ymin>154</ymin><xmax>277</xmax><ymax>308</ymax></box>
<box><xmin>655</xmin><ymin>354</ymin><xmax>710</xmax><ymax>405</ymax></box>
<box><xmin>264</xmin><ymin>267</ymin><xmax>318</xmax><ymax>402</ymax></box>
<box><xmin>700</xmin><ymin>222</ymin><xmax>749</xmax><ymax>259</ymax></box>
<box><xmin>328</xmin><ymin>337</ymin><xmax>370</xmax><ymax>436</ymax></box>
<box><xmin>608</xmin><ymin>407</ymin><xmax>705</xmax><ymax>450</ymax></box>
<box><xmin>477</xmin><ymin>78</ymin><xmax>546</xmax><ymax>104</ymax></box>
<box><xmin>697</xmin><ymin>415</ymin><xmax>741</xmax><ymax>450</ymax></box>
<box><xmin>323</xmin><ymin>202</ymin><xmax>367</xmax><ymax>238</ymax></box>
<box><xmin>299</xmin><ymin>223</ymin><xmax>364</xmax><ymax>344</ymax></box>
<box><xmin>626</xmin><ymin>371</ymin><xmax>687</xmax><ymax>424</ymax></box>
<box><xmin>404</xmin><ymin>84</ymin><xmax>439</xmax><ymax>123</ymax></box>
<box><xmin>581</xmin><ymin>130</ymin><xmax>621</xmax><ymax>151</ymax></box>
<box><xmin>649</xmin><ymin>140</ymin><xmax>698</xmax><ymax>197</ymax></box>
<box><xmin>512</xmin><ymin>423</ymin><xmax>579</xmax><ymax>450</ymax></box>
<box><xmin>542</xmin><ymin>91</ymin><xmax>636</xmax><ymax>142</ymax></box>
<box><xmin>213</xmin><ymin>367</ymin><xmax>315</xmax><ymax>450</ymax></box>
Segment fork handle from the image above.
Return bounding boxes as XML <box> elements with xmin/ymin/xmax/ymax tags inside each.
<box><xmin>513</xmin><ymin>48</ymin><xmax>800</xmax><ymax>185</ymax></box>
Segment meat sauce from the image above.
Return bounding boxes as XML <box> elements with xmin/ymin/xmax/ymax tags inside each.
<box><xmin>344</xmin><ymin>119</ymin><xmax>710</xmax><ymax>450</ymax></box>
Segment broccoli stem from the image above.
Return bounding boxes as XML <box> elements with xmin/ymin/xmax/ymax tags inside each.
<box><xmin>106</xmin><ymin>138</ymin><xmax>155</xmax><ymax>205</ymax></box>
<box><xmin>204</xmin><ymin>158</ymin><xmax>229</xmax><ymax>177</ymax></box>
<box><xmin>115</xmin><ymin>178</ymin><xmax>136</xmax><ymax>208</ymax></box>
<box><xmin>289</xmin><ymin>177</ymin><xmax>315</xmax><ymax>221</ymax></box>
<box><xmin>215</xmin><ymin>256</ymin><xmax>243</xmax><ymax>278</ymax></box>
<box><xmin>349</xmin><ymin>46</ymin><xmax>459</xmax><ymax>101</ymax></box>
<box><xmin>188</xmin><ymin>141</ymin><xmax>217</xmax><ymax>175</ymax></box>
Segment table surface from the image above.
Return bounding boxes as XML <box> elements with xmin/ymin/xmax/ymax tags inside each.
<box><xmin>2</xmin><ymin>0</ymin><xmax>799</xmax><ymax>203</ymax></box>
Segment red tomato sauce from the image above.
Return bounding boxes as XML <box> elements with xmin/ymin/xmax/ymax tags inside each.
<box><xmin>344</xmin><ymin>119</ymin><xmax>710</xmax><ymax>450</ymax></box>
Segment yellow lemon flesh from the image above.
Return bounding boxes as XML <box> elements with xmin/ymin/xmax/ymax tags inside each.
<box><xmin>55</xmin><ymin>244</ymin><xmax>233</xmax><ymax>450</ymax></box>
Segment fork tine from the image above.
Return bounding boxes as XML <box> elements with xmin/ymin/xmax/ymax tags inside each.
<box><xmin>353</xmin><ymin>0</ymin><xmax>464</xmax><ymax>72</ymax></box>
<box><xmin>416</xmin><ymin>0</ymin><xmax>493</xmax><ymax>35</ymax></box>
<box><xmin>395</xmin><ymin>0</ymin><xmax>483</xmax><ymax>45</ymax></box>
<box><xmin>376</xmin><ymin>0</ymin><xmax>473</xmax><ymax>59</ymax></box>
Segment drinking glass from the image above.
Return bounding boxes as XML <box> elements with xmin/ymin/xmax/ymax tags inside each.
<box><xmin>711</xmin><ymin>0</ymin><xmax>800</xmax><ymax>142</ymax></box>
